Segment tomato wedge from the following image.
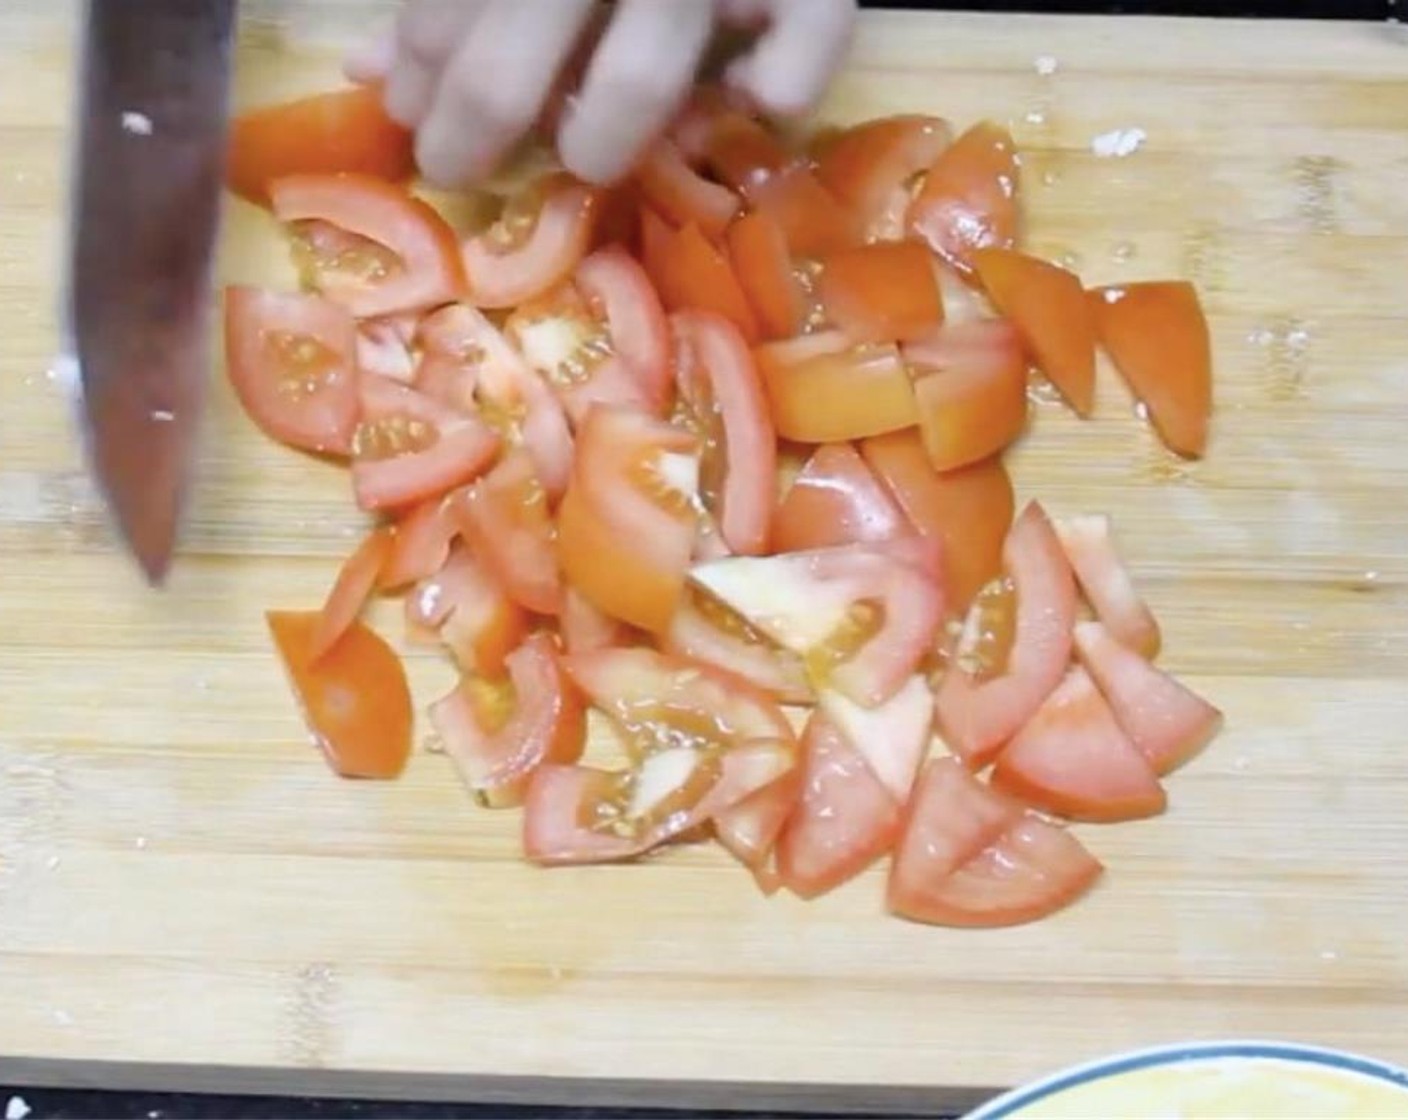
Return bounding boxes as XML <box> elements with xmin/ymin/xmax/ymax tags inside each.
<box><xmin>905</xmin><ymin>319</ymin><xmax>1029</xmax><ymax>472</ymax></box>
<box><xmin>749</xmin><ymin>165</ymin><xmax>859</xmax><ymax>260</ymax></box>
<box><xmin>713</xmin><ymin>767</ymin><xmax>801</xmax><ymax>891</ymax></box>
<box><xmin>635</xmin><ymin>137</ymin><xmax>740</xmax><ymax>241</ymax></box>
<box><xmin>1074</xmin><ymin>620</ymin><xmax>1223</xmax><ymax>777</ymax></box>
<box><xmin>772</xmin><ymin>442</ymin><xmax>913</xmax><ymax>553</ymax></box>
<box><xmin>224</xmin><ymin>286</ymin><xmax>360</xmax><ymax>456</ymax></box>
<box><xmin>406</xmin><ymin>545</ymin><xmax>528</xmax><ymax>676</ymax></box>
<box><xmin>379</xmin><ymin>494</ymin><xmax>460</xmax><ymax>590</ymax></box>
<box><xmin>226</xmin><ymin>86</ymin><xmax>415</xmax><ymax>207</ymax></box>
<box><xmin>671</xmin><ymin>309</ymin><xmax>776</xmax><ymax>556</ymax></box>
<box><xmin>575</xmin><ymin>246</ymin><xmax>674</xmax><ymax>415</ymax></box>
<box><xmin>267</xmin><ymin>610</ymin><xmax>413</xmax><ymax>780</ymax></box>
<box><xmin>861</xmin><ymin>431</ymin><xmax>1014</xmax><ymax>609</ymax></box>
<box><xmin>991</xmin><ymin>666</ymin><xmax>1166</xmax><ymax>823</ymax></box>
<box><xmin>757</xmin><ymin>332</ymin><xmax>917</xmax><ymax>443</ymax></box>
<box><xmin>818</xmin><ymin>242</ymin><xmax>944</xmax><ymax>343</ymax></box>
<box><xmin>463</xmin><ymin>176</ymin><xmax>598</xmax><ymax>309</ymax></box>
<box><xmin>269</xmin><ymin>174</ymin><xmax>464</xmax><ymax>317</ymax></box>
<box><xmin>310</xmin><ymin>527</ymin><xmax>392</xmax><ymax>662</ymax></box>
<box><xmin>1055</xmin><ymin>515</ymin><xmax>1161</xmax><ymax>659</ymax></box>
<box><xmin>726</xmin><ymin>211</ymin><xmax>808</xmax><ymax>341</ymax></box>
<box><xmin>431</xmin><ymin>632</ymin><xmax>586</xmax><ymax>808</ymax></box>
<box><xmin>815</xmin><ymin>114</ymin><xmax>952</xmax><ymax>241</ymax></box>
<box><xmin>818</xmin><ymin>675</ymin><xmax>934</xmax><ymax>802</ymax></box>
<box><xmin>887</xmin><ymin>757</ymin><xmax>1103</xmax><ymax>928</ymax></box>
<box><xmin>973</xmin><ymin>248</ymin><xmax>1096</xmax><ymax>416</ymax></box>
<box><xmin>907</xmin><ymin>121</ymin><xmax>1019</xmax><ymax>276</ymax></box>
<box><xmin>664</xmin><ymin>586</ymin><xmax>812</xmax><ymax>704</ymax></box>
<box><xmin>649</xmin><ymin>220</ymin><xmax>760</xmax><ymax>343</ymax></box>
<box><xmin>455</xmin><ymin>450</ymin><xmax>562</xmax><ymax>616</ymax></box>
<box><xmin>935</xmin><ymin>502</ymin><xmax>1076</xmax><ymax>769</ymax></box>
<box><xmin>351</xmin><ymin>376</ymin><xmax>500</xmax><ymax>511</ymax></box>
<box><xmin>703</xmin><ymin>111</ymin><xmax>791</xmax><ymax>195</ymax></box>
<box><xmin>1089</xmin><ymin>281</ymin><xmax>1213</xmax><ymax>458</ymax></box>
<box><xmin>560</xmin><ymin>585</ymin><xmax>630</xmax><ymax>654</ymax></box>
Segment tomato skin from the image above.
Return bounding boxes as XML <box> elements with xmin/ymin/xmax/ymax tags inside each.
<box><xmin>1054</xmin><ymin>515</ymin><xmax>1161</xmax><ymax>659</ymax></box>
<box><xmin>406</xmin><ymin>545</ymin><xmax>528</xmax><ymax>677</ymax></box>
<box><xmin>671</xmin><ymin>309</ymin><xmax>776</xmax><ymax>556</ymax></box>
<box><xmin>935</xmin><ymin>501</ymin><xmax>1077</xmax><ymax>769</ymax></box>
<box><xmin>575</xmin><ymin>246</ymin><xmax>674</xmax><ymax>416</ymax></box>
<box><xmin>455</xmin><ymin>451</ymin><xmax>562</xmax><ymax>616</ymax></box>
<box><xmin>226</xmin><ymin>86</ymin><xmax>415</xmax><ymax>207</ymax></box>
<box><xmin>1089</xmin><ymin>281</ymin><xmax>1213</xmax><ymax>458</ymax></box>
<box><xmin>713</xmin><ymin>767</ymin><xmax>801</xmax><ymax>889</ymax></box>
<box><xmin>887</xmin><ymin>757</ymin><xmax>1103</xmax><ymax>928</ymax></box>
<box><xmin>726</xmin><ymin>211</ymin><xmax>807</xmax><ymax>341</ymax></box>
<box><xmin>267</xmin><ymin>610</ymin><xmax>413</xmax><ymax>780</ymax></box>
<box><xmin>749</xmin><ymin>165</ymin><xmax>859</xmax><ymax>260</ymax></box>
<box><xmin>772</xmin><ymin>442</ymin><xmax>913</xmax><ymax>553</ymax></box>
<box><xmin>379</xmin><ymin>494</ymin><xmax>460</xmax><ymax>590</ymax></box>
<box><xmin>703</xmin><ymin>111</ymin><xmax>792</xmax><ymax>195</ymax></box>
<box><xmin>860</xmin><ymin>431</ymin><xmax>1014</xmax><ymax>609</ymax></box>
<box><xmin>907</xmin><ymin>121</ymin><xmax>1019</xmax><ymax>276</ymax></box>
<box><xmin>815</xmin><ymin>114</ymin><xmax>952</xmax><ymax>241</ymax></box>
<box><xmin>224</xmin><ymin>286</ymin><xmax>360</xmax><ymax>457</ymax></box>
<box><xmin>463</xmin><ymin>177</ymin><xmax>599</xmax><ymax>309</ymax></box>
<box><xmin>310</xmin><ymin>527</ymin><xmax>393</xmax><ymax>662</ymax></box>
<box><xmin>818</xmin><ymin>242</ymin><xmax>945</xmax><ymax>344</ymax></box>
<box><xmin>269</xmin><ymin>174</ymin><xmax>465</xmax><ymax>317</ymax></box>
<box><xmin>756</xmin><ymin>332</ymin><xmax>918</xmax><ymax>443</ymax></box>
<box><xmin>635</xmin><ymin>138</ymin><xmax>740</xmax><ymax>241</ymax></box>
<box><xmin>991</xmin><ymin>666</ymin><xmax>1166</xmax><ymax>823</ymax></box>
<box><xmin>650</xmin><ymin>221</ymin><xmax>761</xmax><ymax>343</ymax></box>
<box><xmin>973</xmin><ymin>248</ymin><xmax>1096</xmax><ymax>417</ymax></box>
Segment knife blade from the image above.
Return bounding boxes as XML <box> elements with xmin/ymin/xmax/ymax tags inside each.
<box><xmin>65</xmin><ymin>0</ymin><xmax>238</xmax><ymax>584</ymax></box>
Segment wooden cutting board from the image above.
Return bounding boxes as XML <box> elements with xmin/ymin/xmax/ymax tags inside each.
<box><xmin>2</xmin><ymin>2</ymin><xmax>1407</xmax><ymax>1113</ymax></box>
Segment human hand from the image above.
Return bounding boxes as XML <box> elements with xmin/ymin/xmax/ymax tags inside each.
<box><xmin>345</xmin><ymin>0</ymin><xmax>858</xmax><ymax>188</ymax></box>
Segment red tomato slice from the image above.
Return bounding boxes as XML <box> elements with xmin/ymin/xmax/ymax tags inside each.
<box><xmin>671</xmin><ymin>309</ymin><xmax>776</xmax><ymax>556</ymax></box>
<box><xmin>462</xmin><ymin>176</ymin><xmax>598</xmax><ymax>309</ymax></box>
<box><xmin>907</xmin><ymin>121</ymin><xmax>1019</xmax><ymax>277</ymax></box>
<box><xmin>691</xmin><ymin>541</ymin><xmax>945</xmax><ymax>707</ymax></box>
<box><xmin>557</xmin><ymin>406</ymin><xmax>701</xmax><ymax>633</ymax></box>
<box><xmin>223</xmin><ymin>286</ymin><xmax>360</xmax><ymax>456</ymax></box>
<box><xmin>431</xmin><ymin>631</ymin><xmax>587</xmax><ymax>808</ymax></box>
<box><xmin>405</xmin><ymin>545</ymin><xmax>528</xmax><ymax>676</ymax></box>
<box><xmin>1089</xmin><ymin>281</ymin><xmax>1213</xmax><ymax>458</ymax></box>
<box><xmin>777</xmin><ymin>711</ymin><xmax>903</xmax><ymax>899</ymax></box>
<box><xmin>455</xmin><ymin>450</ymin><xmax>562</xmax><ymax>615</ymax></box>
<box><xmin>560</xmin><ymin>585</ymin><xmax>630</xmax><ymax>654</ymax></box>
<box><xmin>973</xmin><ymin>248</ymin><xmax>1096</xmax><ymax>416</ymax></box>
<box><xmin>860</xmin><ymin>431</ymin><xmax>1015</xmax><ymax>609</ymax></box>
<box><xmin>935</xmin><ymin>502</ymin><xmax>1077</xmax><ymax>769</ymax></box>
<box><xmin>713</xmin><ymin>766</ymin><xmax>801</xmax><ymax>890</ymax></box>
<box><xmin>651</xmin><ymin>221</ymin><xmax>761</xmax><ymax>343</ymax></box>
<box><xmin>1055</xmin><ymin>515</ymin><xmax>1161</xmax><ymax>659</ymax></box>
<box><xmin>818</xmin><ymin>675</ymin><xmax>934</xmax><ymax>802</ymax></box>
<box><xmin>756</xmin><ymin>332</ymin><xmax>918</xmax><ymax>443</ymax></box>
<box><xmin>356</xmin><ymin>312</ymin><xmax>420</xmax><ymax>382</ymax></box>
<box><xmin>726</xmin><ymin>211</ymin><xmax>808</xmax><ymax>341</ymax></box>
<box><xmin>772</xmin><ymin>442</ymin><xmax>913</xmax><ymax>553</ymax></box>
<box><xmin>749</xmin><ymin>165</ymin><xmax>859</xmax><ymax>260</ymax></box>
<box><xmin>310</xmin><ymin>527</ymin><xmax>392</xmax><ymax>662</ymax></box>
<box><xmin>906</xmin><ymin>319</ymin><xmax>1029</xmax><ymax>472</ymax></box>
<box><xmin>815</xmin><ymin>114</ymin><xmax>952</xmax><ymax>241</ymax></box>
<box><xmin>1074</xmin><ymin>620</ymin><xmax>1223</xmax><ymax>776</ymax></box>
<box><xmin>818</xmin><ymin>241</ymin><xmax>945</xmax><ymax>343</ymax></box>
<box><xmin>269</xmin><ymin>174</ymin><xmax>464</xmax><ymax>317</ymax></box>
<box><xmin>703</xmin><ymin>111</ymin><xmax>792</xmax><ymax>195</ymax></box>
<box><xmin>226</xmin><ymin>86</ymin><xmax>415</xmax><ymax>207</ymax></box>
<box><xmin>266</xmin><ymin>610</ymin><xmax>413</xmax><ymax>780</ymax></box>
<box><xmin>351</xmin><ymin>376</ymin><xmax>500</xmax><ymax>511</ymax></box>
<box><xmin>664</xmin><ymin>587</ymin><xmax>813</xmax><ymax>704</ymax></box>
<box><xmin>576</xmin><ymin>246</ymin><xmax>674</xmax><ymax>415</ymax></box>
<box><xmin>887</xmin><ymin>757</ymin><xmax>1103</xmax><ymax>928</ymax></box>
<box><xmin>635</xmin><ymin>137</ymin><xmax>740</xmax><ymax>241</ymax></box>
<box><xmin>991</xmin><ymin>666</ymin><xmax>1166</xmax><ymax>823</ymax></box>
<box><xmin>379</xmin><ymin>493</ymin><xmax>460</xmax><ymax>590</ymax></box>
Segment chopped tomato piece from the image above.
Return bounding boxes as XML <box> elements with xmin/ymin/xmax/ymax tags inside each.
<box><xmin>772</xmin><ymin>442</ymin><xmax>913</xmax><ymax>553</ymax></box>
<box><xmin>455</xmin><ymin>450</ymin><xmax>562</xmax><ymax>616</ymax></box>
<box><xmin>649</xmin><ymin>221</ymin><xmax>760</xmax><ymax>343</ymax></box>
<box><xmin>351</xmin><ymin>376</ymin><xmax>500</xmax><ymax>511</ymax></box>
<box><xmin>749</xmin><ymin>165</ymin><xmax>859</xmax><ymax>259</ymax></box>
<box><xmin>818</xmin><ymin>675</ymin><xmax>934</xmax><ymax>802</ymax></box>
<box><xmin>379</xmin><ymin>493</ymin><xmax>460</xmax><ymax>590</ymax></box>
<box><xmin>560</xmin><ymin>585</ymin><xmax>630</xmax><ymax>654</ymax></box>
<box><xmin>726</xmin><ymin>211</ymin><xmax>808</xmax><ymax>341</ymax></box>
<box><xmin>226</xmin><ymin>86</ymin><xmax>415</xmax><ymax>207</ymax></box>
<box><xmin>462</xmin><ymin>176</ymin><xmax>598</xmax><ymax>309</ymax></box>
<box><xmin>635</xmin><ymin>137</ymin><xmax>740</xmax><ymax>241</ymax></box>
<box><xmin>224</xmin><ymin>286</ymin><xmax>360</xmax><ymax>457</ymax></box>
<box><xmin>887</xmin><ymin>757</ymin><xmax>1103</xmax><ymax>927</ymax></box>
<box><xmin>757</xmin><ymin>332</ymin><xmax>917</xmax><ymax>443</ymax></box>
<box><xmin>1055</xmin><ymin>515</ymin><xmax>1161</xmax><ymax>659</ymax></box>
<box><xmin>818</xmin><ymin>241</ymin><xmax>944</xmax><ymax>343</ymax></box>
<box><xmin>310</xmin><ymin>527</ymin><xmax>392</xmax><ymax>662</ymax></box>
<box><xmin>1089</xmin><ymin>281</ymin><xmax>1213</xmax><ymax>458</ymax></box>
<box><xmin>1074</xmin><ymin>620</ymin><xmax>1223</xmax><ymax>776</ymax></box>
<box><xmin>703</xmin><ymin>111</ymin><xmax>791</xmax><ymax>195</ymax></box>
<box><xmin>556</xmin><ymin>406</ymin><xmax>700</xmax><ymax>633</ymax></box>
<box><xmin>777</xmin><ymin>712</ymin><xmax>903</xmax><ymax>899</ymax></box>
<box><xmin>266</xmin><ymin>610</ymin><xmax>413</xmax><ymax>780</ymax></box>
<box><xmin>431</xmin><ymin>632</ymin><xmax>586</xmax><ymax>808</ymax></box>
<box><xmin>269</xmin><ymin>174</ymin><xmax>464</xmax><ymax>317</ymax></box>
<box><xmin>861</xmin><ymin>431</ymin><xmax>1014</xmax><ymax>609</ymax></box>
<box><xmin>973</xmin><ymin>248</ymin><xmax>1096</xmax><ymax>416</ymax></box>
<box><xmin>356</xmin><ymin>312</ymin><xmax>420</xmax><ymax>382</ymax></box>
<box><xmin>665</xmin><ymin>585</ymin><xmax>812</xmax><ymax>704</ymax></box>
<box><xmin>935</xmin><ymin>502</ymin><xmax>1076</xmax><ymax>769</ymax></box>
<box><xmin>907</xmin><ymin>121</ymin><xmax>1019</xmax><ymax>276</ymax></box>
<box><xmin>406</xmin><ymin>545</ymin><xmax>528</xmax><ymax>676</ymax></box>
<box><xmin>906</xmin><ymin>320</ymin><xmax>1029</xmax><ymax>472</ymax></box>
<box><xmin>691</xmin><ymin>541</ymin><xmax>944</xmax><ymax>707</ymax></box>
<box><xmin>713</xmin><ymin>766</ymin><xmax>801</xmax><ymax>890</ymax></box>
<box><xmin>815</xmin><ymin>114</ymin><xmax>952</xmax><ymax>241</ymax></box>
<box><xmin>575</xmin><ymin>246</ymin><xmax>674</xmax><ymax>415</ymax></box>
<box><xmin>671</xmin><ymin>309</ymin><xmax>776</xmax><ymax>556</ymax></box>
<box><xmin>991</xmin><ymin>666</ymin><xmax>1166</xmax><ymax>823</ymax></box>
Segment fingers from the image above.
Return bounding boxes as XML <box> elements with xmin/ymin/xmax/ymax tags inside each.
<box><xmin>382</xmin><ymin>1</ymin><xmax>487</xmax><ymax>128</ymax></box>
<box><xmin>343</xmin><ymin>20</ymin><xmax>396</xmax><ymax>86</ymax></box>
<box><xmin>414</xmin><ymin>0</ymin><xmax>597</xmax><ymax>187</ymax></box>
<box><xmin>556</xmin><ymin>0</ymin><xmax>717</xmax><ymax>185</ymax></box>
<box><xmin>725</xmin><ymin>0</ymin><xmax>856</xmax><ymax>118</ymax></box>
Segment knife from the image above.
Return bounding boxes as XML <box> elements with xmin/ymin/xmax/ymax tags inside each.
<box><xmin>64</xmin><ymin>0</ymin><xmax>238</xmax><ymax>584</ymax></box>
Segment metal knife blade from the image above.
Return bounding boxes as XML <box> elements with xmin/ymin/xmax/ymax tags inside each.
<box><xmin>65</xmin><ymin>0</ymin><xmax>237</xmax><ymax>584</ymax></box>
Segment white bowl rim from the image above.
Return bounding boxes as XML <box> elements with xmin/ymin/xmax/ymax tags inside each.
<box><xmin>965</xmin><ymin>1039</ymin><xmax>1408</xmax><ymax>1119</ymax></box>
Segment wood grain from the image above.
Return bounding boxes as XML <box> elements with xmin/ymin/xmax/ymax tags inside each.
<box><xmin>2</xmin><ymin>2</ymin><xmax>1407</xmax><ymax>1112</ymax></box>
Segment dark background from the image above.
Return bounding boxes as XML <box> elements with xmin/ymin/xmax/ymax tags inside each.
<box><xmin>5</xmin><ymin>0</ymin><xmax>1395</xmax><ymax>1118</ymax></box>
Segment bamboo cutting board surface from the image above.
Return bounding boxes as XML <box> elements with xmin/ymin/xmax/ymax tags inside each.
<box><xmin>2</xmin><ymin>2</ymin><xmax>1408</xmax><ymax>1112</ymax></box>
